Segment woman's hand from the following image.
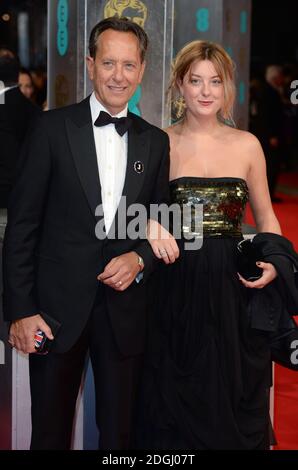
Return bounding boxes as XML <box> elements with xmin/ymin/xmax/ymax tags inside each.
<box><xmin>238</xmin><ymin>261</ymin><xmax>277</xmax><ymax>289</ymax></box>
<box><xmin>147</xmin><ymin>219</ymin><xmax>179</xmax><ymax>264</ymax></box>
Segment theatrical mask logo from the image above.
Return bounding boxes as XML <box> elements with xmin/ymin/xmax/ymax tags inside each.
<box><xmin>104</xmin><ymin>0</ymin><xmax>148</xmax><ymax>28</ymax></box>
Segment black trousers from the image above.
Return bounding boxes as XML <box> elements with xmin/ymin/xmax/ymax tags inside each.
<box><xmin>29</xmin><ymin>287</ymin><xmax>144</xmax><ymax>450</ymax></box>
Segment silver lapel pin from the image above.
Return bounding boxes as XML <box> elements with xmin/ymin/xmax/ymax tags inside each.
<box><xmin>134</xmin><ymin>161</ymin><xmax>144</xmax><ymax>174</ymax></box>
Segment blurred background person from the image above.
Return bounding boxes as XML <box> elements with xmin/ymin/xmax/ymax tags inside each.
<box><xmin>279</xmin><ymin>64</ymin><xmax>298</xmax><ymax>171</ymax></box>
<box><xmin>0</xmin><ymin>47</ymin><xmax>14</xmax><ymax>59</ymax></box>
<box><xmin>266</xmin><ymin>65</ymin><xmax>285</xmax><ymax>97</ymax></box>
<box><xmin>30</xmin><ymin>67</ymin><xmax>47</xmax><ymax>109</ymax></box>
<box><xmin>0</xmin><ymin>49</ymin><xmax>41</xmax><ymax>208</ymax></box>
<box><xmin>249</xmin><ymin>65</ymin><xmax>284</xmax><ymax>202</ymax></box>
<box><xmin>18</xmin><ymin>67</ymin><xmax>34</xmax><ymax>101</ymax></box>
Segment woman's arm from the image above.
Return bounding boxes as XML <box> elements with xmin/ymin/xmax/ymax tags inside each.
<box><xmin>246</xmin><ymin>133</ymin><xmax>281</xmax><ymax>234</ymax></box>
<box><xmin>146</xmin><ymin>219</ymin><xmax>180</xmax><ymax>264</ymax></box>
<box><xmin>239</xmin><ymin>133</ymin><xmax>281</xmax><ymax>289</ymax></box>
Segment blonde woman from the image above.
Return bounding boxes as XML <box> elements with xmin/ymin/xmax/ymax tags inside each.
<box><xmin>137</xmin><ymin>41</ymin><xmax>283</xmax><ymax>450</ymax></box>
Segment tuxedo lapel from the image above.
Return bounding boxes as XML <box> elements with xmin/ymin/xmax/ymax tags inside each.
<box><xmin>66</xmin><ymin>103</ymin><xmax>151</xmax><ymax>236</ymax></box>
<box><xmin>122</xmin><ymin>113</ymin><xmax>150</xmax><ymax>208</ymax></box>
<box><xmin>65</xmin><ymin>98</ymin><xmax>102</xmax><ymax>220</ymax></box>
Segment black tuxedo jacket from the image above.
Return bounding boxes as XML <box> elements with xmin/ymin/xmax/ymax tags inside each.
<box><xmin>3</xmin><ymin>96</ymin><xmax>170</xmax><ymax>355</ymax></box>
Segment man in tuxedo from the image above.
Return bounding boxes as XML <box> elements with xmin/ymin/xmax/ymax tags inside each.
<box><xmin>0</xmin><ymin>51</ymin><xmax>41</xmax><ymax>207</ymax></box>
<box><xmin>3</xmin><ymin>17</ymin><xmax>169</xmax><ymax>449</ymax></box>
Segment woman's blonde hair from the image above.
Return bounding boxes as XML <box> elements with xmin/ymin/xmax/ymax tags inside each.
<box><xmin>169</xmin><ymin>40</ymin><xmax>236</xmax><ymax>122</ymax></box>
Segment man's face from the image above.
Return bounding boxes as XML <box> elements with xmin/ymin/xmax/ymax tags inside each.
<box><xmin>86</xmin><ymin>29</ymin><xmax>145</xmax><ymax>115</ymax></box>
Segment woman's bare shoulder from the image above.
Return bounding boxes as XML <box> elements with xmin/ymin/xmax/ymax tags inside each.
<box><xmin>227</xmin><ymin>130</ymin><xmax>267</xmax><ymax>179</ymax></box>
<box><xmin>163</xmin><ymin>121</ymin><xmax>183</xmax><ymax>138</ymax></box>
<box><xmin>226</xmin><ymin>127</ymin><xmax>261</xmax><ymax>148</ymax></box>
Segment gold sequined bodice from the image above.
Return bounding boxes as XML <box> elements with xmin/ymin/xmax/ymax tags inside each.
<box><xmin>170</xmin><ymin>177</ymin><xmax>249</xmax><ymax>238</ymax></box>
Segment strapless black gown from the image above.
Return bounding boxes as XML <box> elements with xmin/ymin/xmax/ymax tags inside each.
<box><xmin>136</xmin><ymin>177</ymin><xmax>271</xmax><ymax>450</ymax></box>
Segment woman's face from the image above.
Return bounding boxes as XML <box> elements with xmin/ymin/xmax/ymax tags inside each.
<box><xmin>179</xmin><ymin>59</ymin><xmax>224</xmax><ymax>118</ymax></box>
<box><xmin>19</xmin><ymin>72</ymin><xmax>34</xmax><ymax>99</ymax></box>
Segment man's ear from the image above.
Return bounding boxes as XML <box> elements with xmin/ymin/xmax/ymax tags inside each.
<box><xmin>86</xmin><ymin>56</ymin><xmax>94</xmax><ymax>80</ymax></box>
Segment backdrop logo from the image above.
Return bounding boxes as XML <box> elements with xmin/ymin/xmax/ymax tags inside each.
<box><xmin>104</xmin><ymin>1</ymin><xmax>147</xmax><ymax>117</ymax></box>
<box><xmin>225</xmin><ymin>46</ymin><xmax>233</xmax><ymax>58</ymax></box>
<box><xmin>196</xmin><ymin>8</ymin><xmax>210</xmax><ymax>32</ymax></box>
<box><xmin>57</xmin><ymin>0</ymin><xmax>69</xmax><ymax>56</ymax></box>
<box><xmin>128</xmin><ymin>85</ymin><xmax>141</xmax><ymax>116</ymax></box>
<box><xmin>104</xmin><ymin>0</ymin><xmax>148</xmax><ymax>27</ymax></box>
<box><xmin>239</xmin><ymin>81</ymin><xmax>245</xmax><ymax>105</ymax></box>
<box><xmin>240</xmin><ymin>10</ymin><xmax>248</xmax><ymax>34</ymax></box>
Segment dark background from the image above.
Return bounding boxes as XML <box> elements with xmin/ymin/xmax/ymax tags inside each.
<box><xmin>0</xmin><ymin>0</ymin><xmax>47</xmax><ymax>68</ymax></box>
<box><xmin>0</xmin><ymin>0</ymin><xmax>297</xmax><ymax>72</ymax></box>
<box><xmin>251</xmin><ymin>0</ymin><xmax>298</xmax><ymax>65</ymax></box>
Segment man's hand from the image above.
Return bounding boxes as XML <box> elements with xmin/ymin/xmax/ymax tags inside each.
<box><xmin>8</xmin><ymin>314</ymin><xmax>54</xmax><ymax>354</ymax></box>
<box><xmin>97</xmin><ymin>252</ymin><xmax>142</xmax><ymax>291</ymax></box>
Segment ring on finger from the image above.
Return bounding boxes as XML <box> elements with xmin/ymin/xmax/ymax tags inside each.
<box><xmin>117</xmin><ymin>280</ymin><xmax>123</xmax><ymax>287</ymax></box>
<box><xmin>159</xmin><ymin>249</ymin><xmax>167</xmax><ymax>257</ymax></box>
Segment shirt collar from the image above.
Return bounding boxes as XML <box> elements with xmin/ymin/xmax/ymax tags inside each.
<box><xmin>90</xmin><ymin>91</ymin><xmax>128</xmax><ymax>124</ymax></box>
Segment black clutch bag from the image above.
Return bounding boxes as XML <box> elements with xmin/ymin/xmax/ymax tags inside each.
<box><xmin>236</xmin><ymin>238</ymin><xmax>263</xmax><ymax>281</ymax></box>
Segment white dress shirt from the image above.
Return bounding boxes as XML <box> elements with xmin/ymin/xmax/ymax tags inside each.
<box><xmin>90</xmin><ymin>92</ymin><xmax>128</xmax><ymax>233</ymax></box>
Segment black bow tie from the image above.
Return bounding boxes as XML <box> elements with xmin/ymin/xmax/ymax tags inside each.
<box><xmin>94</xmin><ymin>110</ymin><xmax>132</xmax><ymax>137</ymax></box>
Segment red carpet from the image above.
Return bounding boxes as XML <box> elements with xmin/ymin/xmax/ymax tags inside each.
<box><xmin>245</xmin><ymin>172</ymin><xmax>298</xmax><ymax>450</ymax></box>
